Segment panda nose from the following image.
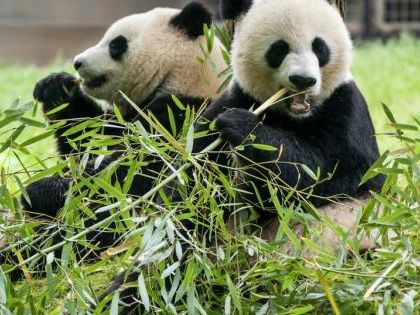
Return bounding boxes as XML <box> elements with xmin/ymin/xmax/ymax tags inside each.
<box><xmin>289</xmin><ymin>75</ymin><xmax>317</xmax><ymax>90</ymax></box>
<box><xmin>73</xmin><ymin>60</ymin><xmax>83</xmax><ymax>71</ymax></box>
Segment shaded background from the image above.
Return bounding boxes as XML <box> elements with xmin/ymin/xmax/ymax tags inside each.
<box><xmin>0</xmin><ymin>0</ymin><xmax>194</xmax><ymax>65</ymax></box>
<box><xmin>1</xmin><ymin>0</ymin><xmax>419</xmax><ymax>65</ymax></box>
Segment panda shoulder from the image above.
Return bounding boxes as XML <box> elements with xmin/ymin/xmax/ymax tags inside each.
<box><xmin>203</xmin><ymin>83</ymin><xmax>254</xmax><ymax>120</ymax></box>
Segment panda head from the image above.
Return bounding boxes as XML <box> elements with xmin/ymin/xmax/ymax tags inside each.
<box><xmin>226</xmin><ymin>0</ymin><xmax>352</xmax><ymax>119</ymax></box>
<box><xmin>73</xmin><ymin>2</ymin><xmax>223</xmax><ymax>113</ymax></box>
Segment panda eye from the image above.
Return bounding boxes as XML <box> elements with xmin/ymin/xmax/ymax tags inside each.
<box><xmin>265</xmin><ymin>39</ymin><xmax>290</xmax><ymax>68</ymax></box>
<box><xmin>109</xmin><ymin>35</ymin><xmax>128</xmax><ymax>61</ymax></box>
<box><xmin>312</xmin><ymin>37</ymin><xmax>330</xmax><ymax>67</ymax></box>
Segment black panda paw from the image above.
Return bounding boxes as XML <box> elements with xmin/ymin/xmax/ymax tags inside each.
<box><xmin>33</xmin><ymin>72</ymin><xmax>82</xmax><ymax>113</ymax></box>
<box><xmin>215</xmin><ymin>108</ymin><xmax>259</xmax><ymax>147</ymax></box>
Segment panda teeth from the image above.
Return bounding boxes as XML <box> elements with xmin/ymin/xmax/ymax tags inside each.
<box><xmin>290</xmin><ymin>94</ymin><xmax>311</xmax><ymax>114</ymax></box>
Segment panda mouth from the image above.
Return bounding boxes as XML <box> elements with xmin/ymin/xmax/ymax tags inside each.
<box><xmin>287</xmin><ymin>92</ymin><xmax>312</xmax><ymax>115</ymax></box>
<box><xmin>85</xmin><ymin>75</ymin><xmax>108</xmax><ymax>89</ymax></box>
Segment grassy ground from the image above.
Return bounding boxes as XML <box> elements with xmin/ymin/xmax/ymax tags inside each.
<box><xmin>0</xmin><ymin>35</ymin><xmax>419</xmax><ymax>313</ymax></box>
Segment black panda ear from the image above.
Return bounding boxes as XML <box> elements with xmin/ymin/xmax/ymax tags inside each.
<box><xmin>220</xmin><ymin>0</ymin><xmax>253</xmax><ymax>20</ymax></box>
<box><xmin>170</xmin><ymin>2</ymin><xmax>212</xmax><ymax>40</ymax></box>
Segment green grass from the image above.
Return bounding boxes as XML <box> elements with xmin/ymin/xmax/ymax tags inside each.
<box><xmin>0</xmin><ymin>61</ymin><xmax>72</xmax><ymax>182</ymax></box>
<box><xmin>0</xmin><ymin>35</ymin><xmax>419</xmax><ymax>314</ymax></box>
<box><xmin>352</xmin><ymin>34</ymin><xmax>420</xmax><ymax>151</ymax></box>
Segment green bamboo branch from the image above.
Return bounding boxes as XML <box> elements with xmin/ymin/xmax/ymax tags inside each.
<box><xmin>9</xmin><ymin>88</ymin><xmax>289</xmax><ymax>273</ymax></box>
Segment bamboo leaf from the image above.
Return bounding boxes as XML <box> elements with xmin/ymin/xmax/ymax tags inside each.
<box><xmin>171</xmin><ymin>95</ymin><xmax>185</xmax><ymax>111</ymax></box>
<box><xmin>251</xmin><ymin>143</ymin><xmax>278</xmax><ymax>152</ymax></box>
<box><xmin>20</xmin><ymin>130</ymin><xmax>55</xmax><ymax>147</ymax></box>
<box><xmin>113</xmin><ymin>105</ymin><xmax>125</xmax><ymax>124</ymax></box>
<box><xmin>0</xmin><ymin>124</ymin><xmax>25</xmax><ymax>153</ymax></box>
<box><xmin>389</xmin><ymin>123</ymin><xmax>418</xmax><ymax>131</ymax></box>
<box><xmin>224</xmin><ymin>295</ymin><xmax>231</xmax><ymax>315</ymax></box>
<box><xmin>25</xmin><ymin>162</ymin><xmax>67</xmax><ymax>185</ymax></box>
<box><xmin>45</xmin><ymin>103</ymin><xmax>69</xmax><ymax>115</ymax></box>
<box><xmin>138</xmin><ymin>273</ymin><xmax>150</xmax><ymax>312</ymax></box>
<box><xmin>301</xmin><ymin>164</ymin><xmax>318</xmax><ymax>181</ymax></box>
<box><xmin>226</xmin><ymin>274</ymin><xmax>242</xmax><ymax>314</ymax></box>
<box><xmin>382</xmin><ymin>103</ymin><xmax>397</xmax><ymax>124</ymax></box>
<box><xmin>185</xmin><ymin>123</ymin><xmax>195</xmax><ymax>154</ymax></box>
<box><xmin>19</xmin><ymin>117</ymin><xmax>46</xmax><ymax>128</ymax></box>
<box><xmin>93</xmin><ymin>178</ymin><xmax>123</xmax><ymax>199</ymax></box>
<box><xmin>161</xmin><ymin>262</ymin><xmax>180</xmax><ymax>279</ymax></box>
<box><xmin>0</xmin><ymin>114</ymin><xmax>24</xmax><ymax>130</ymax></box>
<box><xmin>62</xmin><ymin>120</ymin><xmax>101</xmax><ymax>137</ymax></box>
<box><xmin>110</xmin><ymin>292</ymin><xmax>120</xmax><ymax>315</ymax></box>
<box><xmin>167</xmin><ymin>105</ymin><xmax>177</xmax><ymax>136</ymax></box>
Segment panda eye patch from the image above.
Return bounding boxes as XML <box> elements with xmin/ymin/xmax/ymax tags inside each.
<box><xmin>312</xmin><ymin>37</ymin><xmax>330</xmax><ymax>67</ymax></box>
<box><xmin>109</xmin><ymin>35</ymin><xmax>128</xmax><ymax>60</ymax></box>
<box><xmin>265</xmin><ymin>39</ymin><xmax>289</xmax><ymax>68</ymax></box>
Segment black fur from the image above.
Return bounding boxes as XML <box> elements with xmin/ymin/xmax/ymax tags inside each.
<box><xmin>220</xmin><ymin>0</ymin><xmax>253</xmax><ymax>20</ymax></box>
<box><xmin>96</xmin><ymin>271</ymin><xmax>141</xmax><ymax>313</ymax></box>
<box><xmin>265</xmin><ymin>39</ymin><xmax>290</xmax><ymax>69</ymax></box>
<box><xmin>192</xmin><ymin>81</ymin><xmax>384</xmax><ymax>208</ymax></box>
<box><xmin>312</xmin><ymin>37</ymin><xmax>331</xmax><ymax>67</ymax></box>
<box><xmin>8</xmin><ymin>71</ymin><xmax>208</xmax><ymax>280</ymax></box>
<box><xmin>28</xmin><ymin>71</ymin><xmax>206</xmax><ymax>212</ymax></box>
<box><xmin>170</xmin><ymin>2</ymin><xmax>212</xmax><ymax>39</ymax></box>
<box><xmin>99</xmin><ymin>80</ymin><xmax>385</xmax><ymax>311</ymax></box>
<box><xmin>109</xmin><ymin>35</ymin><xmax>128</xmax><ymax>61</ymax></box>
<box><xmin>21</xmin><ymin>177</ymin><xmax>72</xmax><ymax>217</ymax></box>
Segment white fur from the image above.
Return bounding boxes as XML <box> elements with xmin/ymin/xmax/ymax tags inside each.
<box><xmin>74</xmin><ymin>8</ymin><xmax>225</xmax><ymax>114</ymax></box>
<box><xmin>257</xmin><ymin>198</ymin><xmax>379</xmax><ymax>255</ymax></box>
<box><xmin>227</xmin><ymin>197</ymin><xmax>379</xmax><ymax>256</ymax></box>
<box><xmin>231</xmin><ymin>0</ymin><xmax>352</xmax><ymax>115</ymax></box>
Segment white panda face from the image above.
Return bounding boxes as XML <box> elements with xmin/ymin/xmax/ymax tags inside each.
<box><xmin>73</xmin><ymin>7</ymin><xmax>224</xmax><ymax>114</ymax></box>
<box><xmin>73</xmin><ymin>13</ymin><xmax>146</xmax><ymax>105</ymax></box>
<box><xmin>231</xmin><ymin>0</ymin><xmax>353</xmax><ymax>119</ymax></box>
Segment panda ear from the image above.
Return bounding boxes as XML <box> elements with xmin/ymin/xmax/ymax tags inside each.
<box><xmin>170</xmin><ymin>2</ymin><xmax>212</xmax><ymax>39</ymax></box>
<box><xmin>220</xmin><ymin>0</ymin><xmax>253</xmax><ymax>20</ymax></box>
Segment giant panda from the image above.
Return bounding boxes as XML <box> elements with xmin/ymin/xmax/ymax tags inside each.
<box><xmin>23</xmin><ymin>2</ymin><xmax>225</xmax><ymax>216</ymax></box>
<box><xmin>97</xmin><ymin>0</ymin><xmax>385</xmax><ymax>311</ymax></box>
<box><xmin>206</xmin><ymin>0</ymin><xmax>385</xmax><ymax>251</ymax></box>
<box><xmin>2</xmin><ymin>2</ymin><xmax>226</xmax><ymax>279</ymax></box>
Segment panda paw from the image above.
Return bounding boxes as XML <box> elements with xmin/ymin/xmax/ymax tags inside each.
<box><xmin>215</xmin><ymin>108</ymin><xmax>259</xmax><ymax>147</ymax></box>
<box><xmin>33</xmin><ymin>72</ymin><xmax>82</xmax><ymax>112</ymax></box>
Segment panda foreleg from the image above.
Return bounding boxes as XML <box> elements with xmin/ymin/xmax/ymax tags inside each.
<box><xmin>215</xmin><ymin>108</ymin><xmax>326</xmax><ymax>189</ymax></box>
<box><xmin>33</xmin><ymin>72</ymin><xmax>105</xmax><ymax>157</ymax></box>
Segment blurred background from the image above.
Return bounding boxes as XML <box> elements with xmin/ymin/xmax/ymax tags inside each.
<box><xmin>1</xmin><ymin>0</ymin><xmax>420</xmax><ymax>65</ymax></box>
